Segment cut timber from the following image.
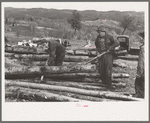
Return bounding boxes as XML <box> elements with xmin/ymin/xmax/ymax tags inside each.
<box><xmin>65</xmin><ymin>55</ymin><xmax>90</xmax><ymax>62</ymax></box>
<box><xmin>115</xmin><ymin>50</ymin><xmax>128</xmax><ymax>56</ymax></box>
<box><xmin>113</xmin><ymin>62</ymin><xmax>127</xmax><ymax>68</ymax></box>
<box><xmin>116</xmin><ymin>55</ymin><xmax>139</xmax><ymax>61</ymax></box>
<box><xmin>5</xmin><ymin>64</ymin><xmax>96</xmax><ymax>76</ymax></box>
<box><xmin>66</xmin><ymin>50</ymin><xmax>97</xmax><ymax>57</ymax></box>
<box><xmin>81</xmin><ymin>82</ymin><xmax>126</xmax><ymax>88</ymax></box>
<box><xmin>43</xmin><ymin>73</ymin><xmax>101</xmax><ymax>79</ymax></box>
<box><xmin>66</xmin><ymin>50</ymin><xmax>88</xmax><ymax>55</ymax></box>
<box><xmin>5</xmin><ymin>81</ymin><xmax>143</xmax><ymax>101</ymax></box>
<box><xmin>5</xmin><ymin>57</ymin><xmax>26</xmax><ymax>67</ymax></box>
<box><xmin>5</xmin><ymin>45</ymin><xmax>37</xmax><ymax>54</ymax></box>
<box><xmin>5</xmin><ymin>53</ymin><xmax>15</xmax><ymax>58</ymax></box>
<box><xmin>63</xmin><ymin>62</ymin><xmax>126</xmax><ymax>68</ymax></box>
<box><xmin>5</xmin><ymin>47</ymin><xmax>47</xmax><ymax>54</ymax></box>
<box><xmin>112</xmin><ymin>82</ymin><xmax>126</xmax><ymax>88</ymax></box>
<box><xmin>6</xmin><ymin>87</ymin><xmax>118</xmax><ymax>102</ymax></box>
<box><xmin>14</xmin><ymin>54</ymin><xmax>48</xmax><ymax>61</ymax></box>
<box><xmin>58</xmin><ymin>92</ymin><xmax>121</xmax><ymax>102</ymax></box>
<box><xmin>5</xmin><ymin>86</ymin><xmax>90</xmax><ymax>102</ymax></box>
<box><xmin>9</xmin><ymin>79</ymin><xmax>107</xmax><ymax>91</ymax></box>
<box><xmin>5</xmin><ymin>68</ymin><xmax>130</xmax><ymax>79</ymax></box>
<box><xmin>43</xmin><ymin>73</ymin><xmax>129</xmax><ymax>79</ymax></box>
<box><xmin>20</xmin><ymin>61</ymin><xmax>76</xmax><ymax>66</ymax></box>
<box><xmin>16</xmin><ymin>60</ymin><xmax>89</xmax><ymax>66</ymax></box>
<box><xmin>66</xmin><ymin>47</ymin><xmax>96</xmax><ymax>51</ymax></box>
<box><xmin>5</xmin><ymin>46</ymin><xmax>13</xmax><ymax>52</ymax></box>
<box><xmin>29</xmin><ymin>61</ymin><xmax>46</xmax><ymax>66</ymax></box>
<box><xmin>14</xmin><ymin>54</ymin><xmax>90</xmax><ymax>62</ymax></box>
<box><xmin>112</xmin><ymin>73</ymin><xmax>129</xmax><ymax>78</ymax></box>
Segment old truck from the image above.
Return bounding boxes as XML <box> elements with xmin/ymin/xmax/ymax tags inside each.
<box><xmin>117</xmin><ymin>35</ymin><xmax>140</xmax><ymax>55</ymax></box>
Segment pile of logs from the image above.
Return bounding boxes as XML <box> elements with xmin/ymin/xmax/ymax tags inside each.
<box><xmin>5</xmin><ymin>45</ymin><xmax>139</xmax><ymax>60</ymax></box>
<box><xmin>5</xmin><ymin>45</ymin><xmax>142</xmax><ymax>102</ymax></box>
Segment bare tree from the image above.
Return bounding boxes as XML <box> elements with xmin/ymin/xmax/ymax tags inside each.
<box><xmin>29</xmin><ymin>22</ymin><xmax>37</xmax><ymax>37</ymax></box>
<box><xmin>44</xmin><ymin>28</ymin><xmax>49</xmax><ymax>37</ymax></box>
<box><xmin>16</xmin><ymin>28</ymin><xmax>20</xmax><ymax>37</ymax></box>
<box><xmin>120</xmin><ymin>14</ymin><xmax>135</xmax><ymax>35</ymax></box>
<box><xmin>67</xmin><ymin>10</ymin><xmax>82</xmax><ymax>35</ymax></box>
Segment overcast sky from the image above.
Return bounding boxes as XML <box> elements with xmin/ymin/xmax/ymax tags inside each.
<box><xmin>2</xmin><ymin>2</ymin><xmax>148</xmax><ymax>12</ymax></box>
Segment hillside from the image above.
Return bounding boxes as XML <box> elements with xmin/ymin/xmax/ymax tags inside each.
<box><xmin>5</xmin><ymin>7</ymin><xmax>144</xmax><ymax>48</ymax></box>
<box><xmin>5</xmin><ymin>7</ymin><xmax>144</xmax><ymax>22</ymax></box>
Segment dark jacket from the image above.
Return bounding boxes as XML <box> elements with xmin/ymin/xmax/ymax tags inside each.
<box><xmin>47</xmin><ymin>40</ymin><xmax>66</xmax><ymax>57</ymax></box>
<box><xmin>95</xmin><ymin>33</ymin><xmax>119</xmax><ymax>53</ymax></box>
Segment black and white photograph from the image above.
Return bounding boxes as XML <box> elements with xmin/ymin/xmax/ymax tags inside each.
<box><xmin>2</xmin><ymin>1</ymin><xmax>149</xmax><ymax>121</ymax></box>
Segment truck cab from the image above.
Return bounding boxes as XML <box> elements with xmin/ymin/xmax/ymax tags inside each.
<box><xmin>117</xmin><ymin>35</ymin><xmax>130</xmax><ymax>52</ymax></box>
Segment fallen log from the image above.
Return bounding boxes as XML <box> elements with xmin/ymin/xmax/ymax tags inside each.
<box><xmin>66</xmin><ymin>47</ymin><xmax>96</xmax><ymax>51</ymax></box>
<box><xmin>18</xmin><ymin>59</ymin><xmax>126</xmax><ymax>68</ymax></box>
<box><xmin>67</xmin><ymin>50</ymin><xmax>128</xmax><ymax>57</ymax></box>
<box><xmin>113</xmin><ymin>62</ymin><xmax>127</xmax><ymax>68</ymax></box>
<box><xmin>29</xmin><ymin>78</ymin><xmax>126</xmax><ymax>90</ymax></box>
<box><xmin>59</xmin><ymin>92</ymin><xmax>121</xmax><ymax>102</ymax></box>
<box><xmin>116</xmin><ymin>55</ymin><xmax>139</xmax><ymax>61</ymax></box>
<box><xmin>8</xmin><ymin>79</ymin><xmax>107</xmax><ymax>91</ymax></box>
<box><xmin>66</xmin><ymin>50</ymin><xmax>97</xmax><ymax>57</ymax></box>
<box><xmin>6</xmin><ymin>87</ymin><xmax>119</xmax><ymax>102</ymax></box>
<box><xmin>112</xmin><ymin>73</ymin><xmax>129</xmax><ymax>78</ymax></box>
<box><xmin>14</xmin><ymin>54</ymin><xmax>90</xmax><ymax>62</ymax></box>
<box><xmin>18</xmin><ymin>61</ymin><xmax>76</xmax><ymax>66</ymax></box>
<box><xmin>5</xmin><ymin>80</ymin><xmax>143</xmax><ymax>101</ymax></box>
<box><xmin>66</xmin><ymin>50</ymin><xmax>88</xmax><ymax>55</ymax></box>
<box><xmin>5</xmin><ymin>57</ymin><xmax>26</xmax><ymax>67</ymax></box>
<box><xmin>5</xmin><ymin>69</ymin><xmax>130</xmax><ymax>79</ymax></box>
<box><xmin>22</xmin><ymin>61</ymin><xmax>46</xmax><ymax>66</ymax></box>
<box><xmin>5</xmin><ymin>47</ymin><xmax>48</xmax><ymax>55</ymax></box>
<box><xmin>115</xmin><ymin>50</ymin><xmax>128</xmax><ymax>56</ymax></box>
<box><xmin>81</xmin><ymin>81</ymin><xmax>126</xmax><ymax>88</ymax></box>
<box><xmin>5</xmin><ymin>86</ymin><xmax>90</xmax><ymax>102</ymax></box>
<box><xmin>5</xmin><ymin>45</ymin><xmax>37</xmax><ymax>54</ymax></box>
<box><xmin>5</xmin><ymin>53</ymin><xmax>16</xmax><ymax>58</ymax></box>
<box><xmin>5</xmin><ymin>46</ymin><xmax>13</xmax><ymax>52</ymax></box>
<box><xmin>5</xmin><ymin>64</ymin><xmax>96</xmax><ymax>76</ymax></box>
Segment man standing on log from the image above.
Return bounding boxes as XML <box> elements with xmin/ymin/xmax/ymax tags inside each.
<box><xmin>95</xmin><ymin>25</ymin><xmax>120</xmax><ymax>90</ymax></box>
<box><xmin>134</xmin><ymin>31</ymin><xmax>144</xmax><ymax>98</ymax></box>
<box><xmin>45</xmin><ymin>39</ymin><xmax>66</xmax><ymax>66</ymax></box>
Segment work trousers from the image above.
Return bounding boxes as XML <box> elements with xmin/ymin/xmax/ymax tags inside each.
<box><xmin>135</xmin><ymin>77</ymin><xmax>144</xmax><ymax>98</ymax></box>
<box><xmin>46</xmin><ymin>52</ymin><xmax>65</xmax><ymax>66</ymax></box>
<box><xmin>97</xmin><ymin>52</ymin><xmax>113</xmax><ymax>88</ymax></box>
<box><xmin>55</xmin><ymin>52</ymin><xmax>65</xmax><ymax>66</ymax></box>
